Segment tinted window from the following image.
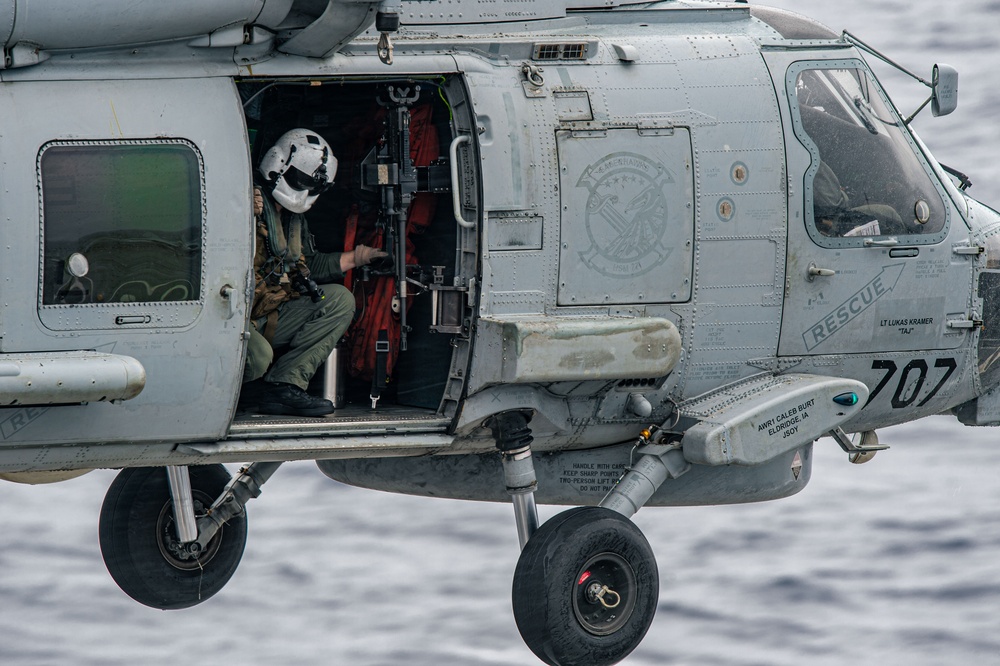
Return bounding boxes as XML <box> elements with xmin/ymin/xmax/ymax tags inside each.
<box><xmin>789</xmin><ymin>63</ymin><xmax>947</xmax><ymax>245</ymax></box>
<box><xmin>41</xmin><ymin>141</ymin><xmax>202</xmax><ymax>305</ymax></box>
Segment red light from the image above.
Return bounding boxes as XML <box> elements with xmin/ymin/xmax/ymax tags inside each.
<box><xmin>577</xmin><ymin>571</ymin><xmax>592</xmax><ymax>586</ymax></box>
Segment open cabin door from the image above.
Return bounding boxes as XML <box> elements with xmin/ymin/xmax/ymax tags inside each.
<box><xmin>235</xmin><ymin>77</ymin><xmax>476</xmax><ymax>419</ymax></box>
<box><xmin>0</xmin><ymin>77</ymin><xmax>252</xmax><ymax>453</ymax></box>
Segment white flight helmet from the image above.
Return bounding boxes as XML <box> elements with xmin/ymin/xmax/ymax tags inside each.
<box><xmin>259</xmin><ymin>128</ymin><xmax>338</xmax><ymax>213</ymax></box>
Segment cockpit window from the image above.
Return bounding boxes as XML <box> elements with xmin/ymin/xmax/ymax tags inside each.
<box><xmin>39</xmin><ymin>140</ymin><xmax>203</xmax><ymax>307</ymax></box>
<box><xmin>788</xmin><ymin>61</ymin><xmax>948</xmax><ymax>246</ymax></box>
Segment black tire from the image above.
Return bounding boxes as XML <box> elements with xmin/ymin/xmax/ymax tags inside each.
<box><xmin>99</xmin><ymin>465</ymin><xmax>247</xmax><ymax>610</ymax></box>
<box><xmin>512</xmin><ymin>507</ymin><xmax>659</xmax><ymax>666</ymax></box>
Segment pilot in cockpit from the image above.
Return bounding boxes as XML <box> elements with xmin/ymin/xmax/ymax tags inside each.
<box><xmin>812</xmin><ymin>159</ymin><xmax>905</xmax><ymax>238</ymax></box>
<box><xmin>239</xmin><ymin>128</ymin><xmax>386</xmax><ymax>417</ymax></box>
<box><xmin>796</xmin><ymin>68</ymin><xmax>916</xmax><ymax>239</ymax></box>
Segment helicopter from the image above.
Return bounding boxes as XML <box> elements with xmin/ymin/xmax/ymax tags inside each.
<box><xmin>0</xmin><ymin>1</ymin><xmax>996</xmax><ymax>664</ymax></box>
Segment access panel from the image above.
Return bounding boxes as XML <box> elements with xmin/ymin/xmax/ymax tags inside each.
<box><xmin>557</xmin><ymin>128</ymin><xmax>694</xmax><ymax>306</ymax></box>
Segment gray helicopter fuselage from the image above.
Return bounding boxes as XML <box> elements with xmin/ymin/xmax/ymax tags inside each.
<box><xmin>0</xmin><ymin>0</ymin><xmax>997</xmax><ymax>507</ymax></box>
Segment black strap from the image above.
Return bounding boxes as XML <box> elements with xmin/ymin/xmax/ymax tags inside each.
<box><xmin>370</xmin><ymin>329</ymin><xmax>390</xmax><ymax>409</ymax></box>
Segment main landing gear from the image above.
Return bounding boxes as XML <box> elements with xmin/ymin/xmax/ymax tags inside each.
<box><xmin>492</xmin><ymin>412</ymin><xmax>690</xmax><ymax>666</ymax></box>
<box><xmin>513</xmin><ymin>507</ymin><xmax>659</xmax><ymax>666</ymax></box>
<box><xmin>98</xmin><ymin>415</ymin><xmax>687</xmax><ymax>664</ymax></box>
<box><xmin>99</xmin><ymin>462</ymin><xmax>281</xmax><ymax>609</ymax></box>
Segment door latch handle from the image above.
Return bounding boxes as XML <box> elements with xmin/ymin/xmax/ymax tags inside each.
<box><xmin>219</xmin><ymin>284</ymin><xmax>236</xmax><ymax>320</ymax></box>
<box><xmin>807</xmin><ymin>263</ymin><xmax>835</xmax><ymax>281</ymax></box>
<box><xmin>863</xmin><ymin>237</ymin><xmax>899</xmax><ymax>247</ymax></box>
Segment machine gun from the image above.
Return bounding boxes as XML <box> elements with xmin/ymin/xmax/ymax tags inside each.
<box><xmin>358</xmin><ymin>84</ymin><xmax>450</xmax><ymax>351</ymax></box>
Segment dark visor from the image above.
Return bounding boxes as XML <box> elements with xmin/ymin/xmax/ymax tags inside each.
<box><xmin>285</xmin><ymin>165</ymin><xmax>332</xmax><ymax>195</ymax></box>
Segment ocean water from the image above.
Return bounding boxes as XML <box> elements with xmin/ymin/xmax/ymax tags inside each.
<box><xmin>2</xmin><ymin>2</ymin><xmax>1000</xmax><ymax>665</ymax></box>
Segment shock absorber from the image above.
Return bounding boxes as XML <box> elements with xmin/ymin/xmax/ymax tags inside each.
<box><xmin>489</xmin><ymin>411</ymin><xmax>539</xmax><ymax>549</ymax></box>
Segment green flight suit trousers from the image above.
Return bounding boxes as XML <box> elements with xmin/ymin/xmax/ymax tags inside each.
<box><xmin>244</xmin><ymin>283</ymin><xmax>355</xmax><ymax>390</ymax></box>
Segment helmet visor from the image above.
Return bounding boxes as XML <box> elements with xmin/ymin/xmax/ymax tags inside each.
<box><xmin>286</xmin><ymin>165</ymin><xmax>332</xmax><ymax>195</ymax></box>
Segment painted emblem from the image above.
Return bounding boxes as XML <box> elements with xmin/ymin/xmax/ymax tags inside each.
<box><xmin>576</xmin><ymin>152</ymin><xmax>673</xmax><ymax>277</ymax></box>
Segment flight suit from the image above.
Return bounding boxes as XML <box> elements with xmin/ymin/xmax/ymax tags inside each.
<box><xmin>243</xmin><ymin>187</ymin><xmax>355</xmax><ymax>392</ymax></box>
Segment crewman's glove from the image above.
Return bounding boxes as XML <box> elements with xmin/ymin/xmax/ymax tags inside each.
<box><xmin>353</xmin><ymin>244</ymin><xmax>389</xmax><ymax>267</ymax></box>
<box><xmin>253</xmin><ymin>187</ymin><xmax>264</xmax><ymax>217</ymax></box>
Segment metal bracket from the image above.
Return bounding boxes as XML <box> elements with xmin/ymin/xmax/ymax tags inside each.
<box><xmin>829</xmin><ymin>427</ymin><xmax>888</xmax><ymax>464</ymax></box>
<box><xmin>377</xmin><ymin>31</ymin><xmax>394</xmax><ymax>65</ymax></box>
<box><xmin>947</xmin><ymin>317</ymin><xmax>984</xmax><ymax>330</ymax></box>
<box><xmin>1</xmin><ymin>42</ymin><xmax>48</xmax><ymax>70</ymax></box>
<box><xmin>521</xmin><ymin>63</ymin><xmax>545</xmax><ymax>87</ymax></box>
<box><xmin>190</xmin><ymin>462</ymin><xmax>283</xmax><ymax>552</ymax></box>
<box><xmin>387</xmin><ymin>85</ymin><xmax>420</xmax><ymax>106</ymax></box>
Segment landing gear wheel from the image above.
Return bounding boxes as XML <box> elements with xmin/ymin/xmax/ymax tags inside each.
<box><xmin>512</xmin><ymin>507</ymin><xmax>658</xmax><ymax>666</ymax></box>
<box><xmin>99</xmin><ymin>464</ymin><xmax>247</xmax><ymax>610</ymax></box>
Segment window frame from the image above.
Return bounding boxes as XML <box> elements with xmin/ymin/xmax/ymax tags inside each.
<box><xmin>37</xmin><ymin>138</ymin><xmax>207</xmax><ymax>331</ymax></box>
<box><xmin>786</xmin><ymin>59</ymin><xmax>951</xmax><ymax>249</ymax></box>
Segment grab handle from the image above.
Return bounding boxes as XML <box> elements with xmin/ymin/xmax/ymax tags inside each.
<box><xmin>450</xmin><ymin>135</ymin><xmax>475</xmax><ymax>229</ymax></box>
<box><xmin>864</xmin><ymin>237</ymin><xmax>899</xmax><ymax>247</ymax></box>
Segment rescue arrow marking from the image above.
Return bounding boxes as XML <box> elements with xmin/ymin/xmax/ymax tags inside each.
<box><xmin>801</xmin><ymin>264</ymin><xmax>905</xmax><ymax>351</ymax></box>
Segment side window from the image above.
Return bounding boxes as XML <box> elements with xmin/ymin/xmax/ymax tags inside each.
<box><xmin>40</xmin><ymin>140</ymin><xmax>203</xmax><ymax>308</ymax></box>
<box><xmin>788</xmin><ymin>61</ymin><xmax>948</xmax><ymax>246</ymax></box>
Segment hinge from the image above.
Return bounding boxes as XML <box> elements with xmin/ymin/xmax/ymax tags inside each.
<box><xmin>947</xmin><ymin>317</ymin><xmax>984</xmax><ymax>330</ymax></box>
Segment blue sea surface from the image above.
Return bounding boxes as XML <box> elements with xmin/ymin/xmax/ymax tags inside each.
<box><xmin>2</xmin><ymin>1</ymin><xmax>1000</xmax><ymax>664</ymax></box>
<box><xmin>2</xmin><ymin>421</ymin><xmax>997</xmax><ymax>665</ymax></box>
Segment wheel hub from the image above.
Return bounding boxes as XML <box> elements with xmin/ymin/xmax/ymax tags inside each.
<box><xmin>155</xmin><ymin>493</ymin><xmax>222</xmax><ymax>570</ymax></box>
<box><xmin>573</xmin><ymin>552</ymin><xmax>638</xmax><ymax>636</ymax></box>
<box><xmin>585</xmin><ymin>582</ymin><xmax>622</xmax><ymax>609</ymax></box>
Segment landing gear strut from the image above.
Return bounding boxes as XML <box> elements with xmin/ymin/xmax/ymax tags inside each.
<box><xmin>489</xmin><ymin>411</ymin><xmax>539</xmax><ymax>548</ymax></box>
<box><xmin>499</xmin><ymin>418</ymin><xmax>687</xmax><ymax>665</ymax></box>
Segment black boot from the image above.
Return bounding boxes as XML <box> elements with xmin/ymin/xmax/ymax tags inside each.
<box><xmin>257</xmin><ymin>382</ymin><xmax>335</xmax><ymax>417</ymax></box>
<box><xmin>237</xmin><ymin>379</ymin><xmax>268</xmax><ymax>412</ymax></box>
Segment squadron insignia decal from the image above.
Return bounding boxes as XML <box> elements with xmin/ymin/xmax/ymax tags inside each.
<box><xmin>577</xmin><ymin>152</ymin><xmax>673</xmax><ymax>277</ymax></box>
